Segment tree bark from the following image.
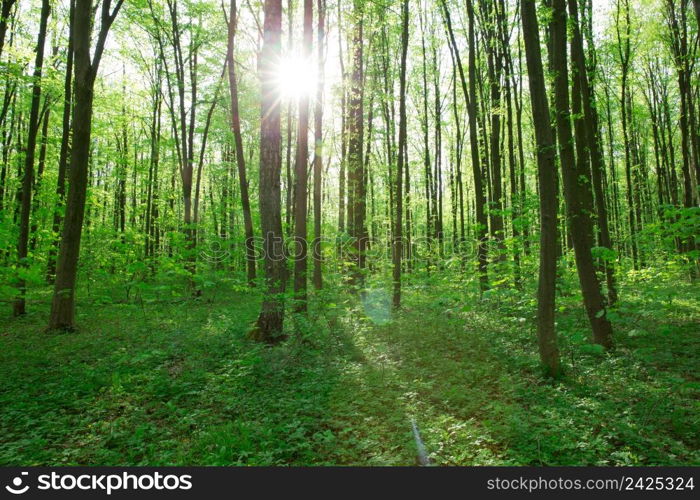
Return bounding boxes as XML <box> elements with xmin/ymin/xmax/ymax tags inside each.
<box><xmin>551</xmin><ymin>0</ymin><xmax>613</xmax><ymax>348</ymax></box>
<box><xmin>347</xmin><ymin>0</ymin><xmax>365</xmax><ymax>286</ymax></box>
<box><xmin>14</xmin><ymin>0</ymin><xmax>50</xmax><ymax>316</ymax></box>
<box><xmin>312</xmin><ymin>0</ymin><xmax>325</xmax><ymax>290</ymax></box>
<box><xmin>49</xmin><ymin>0</ymin><xmax>124</xmax><ymax>330</ymax></box>
<box><xmin>250</xmin><ymin>0</ymin><xmax>286</xmax><ymax>342</ymax></box>
<box><xmin>227</xmin><ymin>1</ymin><xmax>257</xmax><ymax>286</ymax></box>
<box><xmin>293</xmin><ymin>0</ymin><xmax>313</xmax><ymax>312</ymax></box>
<box><xmin>521</xmin><ymin>0</ymin><xmax>560</xmax><ymax>376</ymax></box>
<box><xmin>47</xmin><ymin>0</ymin><xmax>75</xmax><ymax>283</ymax></box>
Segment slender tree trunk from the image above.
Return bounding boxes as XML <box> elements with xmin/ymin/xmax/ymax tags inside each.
<box><xmin>337</xmin><ymin>2</ymin><xmax>346</xmax><ymax>238</ymax></box>
<box><xmin>293</xmin><ymin>0</ymin><xmax>313</xmax><ymax>312</ymax></box>
<box><xmin>0</xmin><ymin>0</ymin><xmax>16</xmax><ymax>61</ymax></box>
<box><xmin>227</xmin><ymin>0</ymin><xmax>256</xmax><ymax>285</ymax></box>
<box><xmin>312</xmin><ymin>0</ymin><xmax>325</xmax><ymax>290</ymax></box>
<box><xmin>347</xmin><ymin>0</ymin><xmax>365</xmax><ymax>286</ymax></box>
<box><xmin>484</xmin><ymin>1</ymin><xmax>505</xmax><ymax>266</ymax></box>
<box><xmin>551</xmin><ymin>0</ymin><xmax>613</xmax><ymax>348</ymax></box>
<box><xmin>30</xmin><ymin>99</ymin><xmax>51</xmax><ymax>252</ymax></box>
<box><xmin>14</xmin><ymin>0</ymin><xmax>50</xmax><ymax>316</ymax></box>
<box><xmin>569</xmin><ymin>0</ymin><xmax>617</xmax><ymax>304</ymax></box>
<box><xmin>521</xmin><ymin>0</ymin><xmax>560</xmax><ymax>376</ymax></box>
<box><xmin>48</xmin><ymin>0</ymin><xmax>75</xmax><ymax>283</ymax></box>
<box><xmin>441</xmin><ymin>0</ymin><xmax>488</xmax><ymax>291</ymax></box>
<box><xmin>467</xmin><ymin>0</ymin><xmax>488</xmax><ymax>291</ymax></box>
<box><xmin>393</xmin><ymin>0</ymin><xmax>408</xmax><ymax>309</ymax></box>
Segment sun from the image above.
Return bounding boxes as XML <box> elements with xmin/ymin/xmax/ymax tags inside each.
<box><xmin>276</xmin><ymin>55</ymin><xmax>317</xmax><ymax>101</ymax></box>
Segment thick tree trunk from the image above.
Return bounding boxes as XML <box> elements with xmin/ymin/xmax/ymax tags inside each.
<box><xmin>250</xmin><ymin>0</ymin><xmax>285</xmax><ymax>342</ymax></box>
<box><xmin>49</xmin><ymin>0</ymin><xmax>124</xmax><ymax>330</ymax></box>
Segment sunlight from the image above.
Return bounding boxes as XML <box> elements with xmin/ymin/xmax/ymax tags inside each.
<box><xmin>275</xmin><ymin>55</ymin><xmax>317</xmax><ymax>101</ymax></box>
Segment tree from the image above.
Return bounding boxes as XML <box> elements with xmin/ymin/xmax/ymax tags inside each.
<box><xmin>572</xmin><ymin>0</ymin><xmax>618</xmax><ymax>304</ymax></box>
<box><xmin>520</xmin><ymin>0</ymin><xmax>560</xmax><ymax>375</ymax></box>
<box><xmin>14</xmin><ymin>0</ymin><xmax>50</xmax><ymax>316</ymax></box>
<box><xmin>293</xmin><ymin>0</ymin><xmax>313</xmax><ymax>312</ymax></box>
<box><xmin>347</xmin><ymin>0</ymin><xmax>365</xmax><ymax>286</ymax></box>
<box><xmin>226</xmin><ymin>0</ymin><xmax>256</xmax><ymax>286</ymax></box>
<box><xmin>0</xmin><ymin>0</ymin><xmax>16</xmax><ymax>60</ymax></box>
<box><xmin>393</xmin><ymin>0</ymin><xmax>409</xmax><ymax>309</ymax></box>
<box><xmin>312</xmin><ymin>0</ymin><xmax>325</xmax><ymax>290</ymax></box>
<box><xmin>614</xmin><ymin>0</ymin><xmax>641</xmax><ymax>268</ymax></box>
<box><xmin>250</xmin><ymin>0</ymin><xmax>285</xmax><ymax>343</ymax></box>
<box><xmin>48</xmin><ymin>0</ymin><xmax>76</xmax><ymax>283</ymax></box>
<box><xmin>49</xmin><ymin>0</ymin><xmax>125</xmax><ymax>330</ymax></box>
<box><xmin>551</xmin><ymin>0</ymin><xmax>613</xmax><ymax>348</ymax></box>
<box><xmin>466</xmin><ymin>0</ymin><xmax>489</xmax><ymax>291</ymax></box>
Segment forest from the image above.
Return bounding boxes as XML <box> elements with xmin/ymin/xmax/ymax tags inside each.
<box><xmin>0</xmin><ymin>0</ymin><xmax>698</xmax><ymax>466</ymax></box>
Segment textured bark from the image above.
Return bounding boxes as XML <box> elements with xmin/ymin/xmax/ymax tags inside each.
<box><xmin>521</xmin><ymin>0</ymin><xmax>560</xmax><ymax>376</ymax></box>
<box><xmin>250</xmin><ymin>0</ymin><xmax>285</xmax><ymax>342</ymax></box>
<box><xmin>347</xmin><ymin>0</ymin><xmax>365</xmax><ymax>286</ymax></box>
<box><xmin>293</xmin><ymin>0</ymin><xmax>312</xmax><ymax>312</ymax></box>
<box><xmin>49</xmin><ymin>0</ymin><xmax>124</xmax><ymax>330</ymax></box>
<box><xmin>569</xmin><ymin>0</ymin><xmax>618</xmax><ymax>304</ymax></box>
<box><xmin>551</xmin><ymin>0</ymin><xmax>613</xmax><ymax>348</ymax></box>
<box><xmin>14</xmin><ymin>0</ymin><xmax>50</xmax><ymax>316</ymax></box>
<box><xmin>47</xmin><ymin>0</ymin><xmax>75</xmax><ymax>283</ymax></box>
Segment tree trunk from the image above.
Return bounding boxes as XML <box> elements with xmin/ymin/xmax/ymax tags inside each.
<box><xmin>569</xmin><ymin>0</ymin><xmax>618</xmax><ymax>304</ymax></box>
<box><xmin>393</xmin><ymin>0</ymin><xmax>408</xmax><ymax>309</ymax></box>
<box><xmin>14</xmin><ymin>0</ymin><xmax>50</xmax><ymax>316</ymax></box>
<box><xmin>250</xmin><ymin>0</ymin><xmax>285</xmax><ymax>343</ymax></box>
<box><xmin>312</xmin><ymin>0</ymin><xmax>325</xmax><ymax>290</ymax></box>
<box><xmin>347</xmin><ymin>0</ymin><xmax>365</xmax><ymax>286</ymax></box>
<box><xmin>227</xmin><ymin>0</ymin><xmax>257</xmax><ymax>286</ymax></box>
<box><xmin>49</xmin><ymin>0</ymin><xmax>124</xmax><ymax>330</ymax></box>
<box><xmin>521</xmin><ymin>0</ymin><xmax>560</xmax><ymax>376</ymax></box>
<box><xmin>48</xmin><ymin>0</ymin><xmax>75</xmax><ymax>283</ymax></box>
<box><xmin>293</xmin><ymin>0</ymin><xmax>313</xmax><ymax>312</ymax></box>
<box><xmin>551</xmin><ymin>0</ymin><xmax>613</xmax><ymax>348</ymax></box>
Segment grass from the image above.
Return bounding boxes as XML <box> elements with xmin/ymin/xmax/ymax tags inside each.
<box><xmin>0</xmin><ymin>267</ymin><xmax>698</xmax><ymax>466</ymax></box>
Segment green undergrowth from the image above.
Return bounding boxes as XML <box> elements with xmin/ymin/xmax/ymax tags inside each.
<box><xmin>0</xmin><ymin>267</ymin><xmax>697</xmax><ymax>465</ymax></box>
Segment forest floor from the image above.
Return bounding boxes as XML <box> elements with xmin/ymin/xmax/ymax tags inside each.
<box><xmin>0</xmin><ymin>266</ymin><xmax>698</xmax><ymax>466</ymax></box>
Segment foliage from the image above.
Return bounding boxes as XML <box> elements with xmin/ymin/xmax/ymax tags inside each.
<box><xmin>0</xmin><ymin>269</ymin><xmax>696</xmax><ymax>465</ymax></box>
